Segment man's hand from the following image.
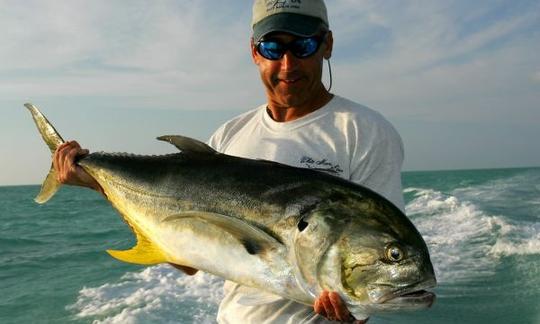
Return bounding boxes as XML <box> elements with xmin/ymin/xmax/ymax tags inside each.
<box><xmin>314</xmin><ymin>291</ymin><xmax>369</xmax><ymax>323</ymax></box>
<box><xmin>53</xmin><ymin>141</ymin><xmax>103</xmax><ymax>193</ymax></box>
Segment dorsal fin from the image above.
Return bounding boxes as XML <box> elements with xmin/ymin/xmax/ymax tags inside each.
<box><xmin>157</xmin><ymin>135</ymin><xmax>217</xmax><ymax>155</ymax></box>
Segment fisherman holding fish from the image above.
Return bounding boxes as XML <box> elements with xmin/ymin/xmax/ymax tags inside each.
<box><xmin>53</xmin><ymin>1</ymin><xmax>406</xmax><ymax>323</ymax></box>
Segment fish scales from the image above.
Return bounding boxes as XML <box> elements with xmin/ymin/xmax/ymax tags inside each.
<box><xmin>83</xmin><ymin>152</ymin><xmax>333</xmax><ymax>223</ymax></box>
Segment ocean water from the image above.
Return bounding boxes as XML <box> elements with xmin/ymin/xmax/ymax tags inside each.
<box><xmin>1</xmin><ymin>167</ymin><xmax>539</xmax><ymax>324</ymax></box>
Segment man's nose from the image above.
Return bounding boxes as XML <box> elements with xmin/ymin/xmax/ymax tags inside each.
<box><xmin>280</xmin><ymin>51</ymin><xmax>299</xmax><ymax>70</ymax></box>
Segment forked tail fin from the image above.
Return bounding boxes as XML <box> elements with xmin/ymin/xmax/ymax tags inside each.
<box><xmin>25</xmin><ymin>103</ymin><xmax>65</xmax><ymax>204</ymax></box>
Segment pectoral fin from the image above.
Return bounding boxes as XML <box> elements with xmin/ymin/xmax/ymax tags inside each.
<box><xmin>107</xmin><ymin>227</ymin><xmax>167</xmax><ymax>265</ymax></box>
<box><xmin>163</xmin><ymin>211</ymin><xmax>284</xmax><ymax>256</ymax></box>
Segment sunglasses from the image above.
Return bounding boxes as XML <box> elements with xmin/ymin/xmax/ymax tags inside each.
<box><xmin>256</xmin><ymin>34</ymin><xmax>327</xmax><ymax>60</ymax></box>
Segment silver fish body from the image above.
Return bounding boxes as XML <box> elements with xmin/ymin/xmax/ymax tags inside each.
<box><xmin>26</xmin><ymin>103</ymin><xmax>436</xmax><ymax>319</ymax></box>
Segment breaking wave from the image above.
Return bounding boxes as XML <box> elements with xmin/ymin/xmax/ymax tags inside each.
<box><xmin>67</xmin><ymin>265</ymin><xmax>224</xmax><ymax>324</ymax></box>
<box><xmin>404</xmin><ymin>172</ymin><xmax>540</xmax><ymax>284</ymax></box>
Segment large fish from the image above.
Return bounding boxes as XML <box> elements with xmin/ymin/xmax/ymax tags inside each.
<box><xmin>26</xmin><ymin>103</ymin><xmax>436</xmax><ymax>319</ymax></box>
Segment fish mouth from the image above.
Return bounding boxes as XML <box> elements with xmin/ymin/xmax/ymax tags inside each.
<box><xmin>383</xmin><ymin>289</ymin><xmax>436</xmax><ymax>307</ymax></box>
<box><xmin>367</xmin><ymin>280</ymin><xmax>436</xmax><ymax>308</ymax></box>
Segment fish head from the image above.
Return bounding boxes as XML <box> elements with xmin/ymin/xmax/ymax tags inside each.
<box><xmin>331</xmin><ymin>199</ymin><xmax>437</xmax><ymax>315</ymax></box>
<box><xmin>292</xmin><ymin>202</ymin><xmax>350</xmax><ymax>298</ymax></box>
<box><xmin>293</xmin><ymin>194</ymin><xmax>436</xmax><ymax>317</ymax></box>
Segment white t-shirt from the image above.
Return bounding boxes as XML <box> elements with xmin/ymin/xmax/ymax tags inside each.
<box><xmin>208</xmin><ymin>95</ymin><xmax>405</xmax><ymax>323</ymax></box>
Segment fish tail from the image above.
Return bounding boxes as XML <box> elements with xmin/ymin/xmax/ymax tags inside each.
<box><xmin>25</xmin><ymin>103</ymin><xmax>65</xmax><ymax>204</ymax></box>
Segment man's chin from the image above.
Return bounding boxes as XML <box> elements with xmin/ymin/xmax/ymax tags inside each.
<box><xmin>276</xmin><ymin>95</ymin><xmax>308</xmax><ymax>108</ymax></box>
<box><xmin>276</xmin><ymin>87</ymin><xmax>301</xmax><ymax>99</ymax></box>
<box><xmin>276</xmin><ymin>87</ymin><xmax>309</xmax><ymax>102</ymax></box>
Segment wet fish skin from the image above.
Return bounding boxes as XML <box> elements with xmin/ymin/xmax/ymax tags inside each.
<box><xmin>26</xmin><ymin>103</ymin><xmax>436</xmax><ymax>319</ymax></box>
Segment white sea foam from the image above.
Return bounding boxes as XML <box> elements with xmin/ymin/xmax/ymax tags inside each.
<box><xmin>404</xmin><ymin>176</ymin><xmax>540</xmax><ymax>285</ymax></box>
<box><xmin>489</xmin><ymin>222</ymin><xmax>540</xmax><ymax>257</ymax></box>
<box><xmin>405</xmin><ymin>188</ymin><xmax>501</xmax><ymax>283</ymax></box>
<box><xmin>451</xmin><ymin>172</ymin><xmax>540</xmax><ymax>257</ymax></box>
<box><xmin>68</xmin><ymin>264</ymin><xmax>224</xmax><ymax>323</ymax></box>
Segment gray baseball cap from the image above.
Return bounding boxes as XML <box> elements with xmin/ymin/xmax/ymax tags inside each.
<box><xmin>251</xmin><ymin>0</ymin><xmax>329</xmax><ymax>42</ymax></box>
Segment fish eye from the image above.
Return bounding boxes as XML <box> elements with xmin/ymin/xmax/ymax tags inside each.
<box><xmin>385</xmin><ymin>244</ymin><xmax>405</xmax><ymax>262</ymax></box>
<box><xmin>297</xmin><ymin>218</ymin><xmax>309</xmax><ymax>232</ymax></box>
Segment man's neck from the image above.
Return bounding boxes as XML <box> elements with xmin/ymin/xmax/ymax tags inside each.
<box><xmin>266</xmin><ymin>90</ymin><xmax>334</xmax><ymax>122</ymax></box>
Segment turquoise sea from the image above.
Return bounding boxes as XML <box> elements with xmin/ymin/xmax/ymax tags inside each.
<box><xmin>1</xmin><ymin>167</ymin><xmax>539</xmax><ymax>323</ymax></box>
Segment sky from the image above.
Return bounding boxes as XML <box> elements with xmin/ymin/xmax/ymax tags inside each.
<box><xmin>1</xmin><ymin>0</ymin><xmax>539</xmax><ymax>185</ymax></box>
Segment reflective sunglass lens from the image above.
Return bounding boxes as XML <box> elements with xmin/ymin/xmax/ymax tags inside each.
<box><xmin>258</xmin><ymin>41</ymin><xmax>284</xmax><ymax>60</ymax></box>
<box><xmin>292</xmin><ymin>38</ymin><xmax>319</xmax><ymax>58</ymax></box>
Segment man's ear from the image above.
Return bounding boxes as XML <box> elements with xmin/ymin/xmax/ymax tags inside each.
<box><xmin>323</xmin><ymin>31</ymin><xmax>333</xmax><ymax>60</ymax></box>
<box><xmin>251</xmin><ymin>38</ymin><xmax>261</xmax><ymax>65</ymax></box>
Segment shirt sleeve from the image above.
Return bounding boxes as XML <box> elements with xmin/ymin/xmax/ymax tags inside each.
<box><xmin>349</xmin><ymin>120</ymin><xmax>406</xmax><ymax>212</ymax></box>
<box><xmin>207</xmin><ymin>123</ymin><xmax>228</xmax><ymax>151</ymax></box>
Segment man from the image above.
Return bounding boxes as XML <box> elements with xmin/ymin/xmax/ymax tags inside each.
<box><xmin>209</xmin><ymin>2</ymin><xmax>404</xmax><ymax>322</ymax></box>
<box><xmin>54</xmin><ymin>0</ymin><xmax>404</xmax><ymax>322</ymax></box>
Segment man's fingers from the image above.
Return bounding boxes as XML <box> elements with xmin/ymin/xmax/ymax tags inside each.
<box><xmin>64</xmin><ymin>146</ymin><xmax>80</xmax><ymax>173</ymax></box>
<box><xmin>56</xmin><ymin>141</ymin><xmax>75</xmax><ymax>165</ymax></box>
<box><xmin>314</xmin><ymin>291</ymin><xmax>333</xmax><ymax>320</ymax></box>
<box><xmin>71</xmin><ymin>141</ymin><xmax>82</xmax><ymax>150</ymax></box>
<box><xmin>50</xmin><ymin>141</ymin><xmax>100</xmax><ymax>192</ymax></box>
<box><xmin>54</xmin><ymin>141</ymin><xmax>89</xmax><ymax>184</ymax></box>
<box><xmin>328</xmin><ymin>292</ymin><xmax>350</xmax><ymax>321</ymax></box>
<box><xmin>314</xmin><ymin>291</ymin><xmax>357</xmax><ymax>322</ymax></box>
<box><xmin>54</xmin><ymin>141</ymin><xmax>71</xmax><ymax>169</ymax></box>
<box><xmin>66</xmin><ymin>146</ymin><xmax>88</xmax><ymax>165</ymax></box>
<box><xmin>320</xmin><ymin>291</ymin><xmax>336</xmax><ymax>321</ymax></box>
<box><xmin>313</xmin><ymin>298</ymin><xmax>324</xmax><ymax>316</ymax></box>
<box><xmin>55</xmin><ymin>142</ymin><xmax>73</xmax><ymax>182</ymax></box>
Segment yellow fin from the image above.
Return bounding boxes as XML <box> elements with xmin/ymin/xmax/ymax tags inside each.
<box><xmin>35</xmin><ymin>167</ymin><xmax>61</xmax><ymax>204</ymax></box>
<box><xmin>26</xmin><ymin>103</ymin><xmax>66</xmax><ymax>204</ymax></box>
<box><xmin>107</xmin><ymin>228</ymin><xmax>167</xmax><ymax>265</ymax></box>
<box><xmin>25</xmin><ymin>103</ymin><xmax>65</xmax><ymax>153</ymax></box>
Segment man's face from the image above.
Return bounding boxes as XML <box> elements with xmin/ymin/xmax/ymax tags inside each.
<box><xmin>251</xmin><ymin>31</ymin><xmax>333</xmax><ymax>108</ymax></box>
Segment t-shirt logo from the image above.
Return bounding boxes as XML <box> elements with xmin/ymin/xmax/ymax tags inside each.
<box><xmin>300</xmin><ymin>156</ymin><xmax>344</xmax><ymax>175</ymax></box>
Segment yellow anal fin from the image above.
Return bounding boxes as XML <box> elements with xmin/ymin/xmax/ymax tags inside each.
<box><xmin>107</xmin><ymin>229</ymin><xmax>167</xmax><ymax>265</ymax></box>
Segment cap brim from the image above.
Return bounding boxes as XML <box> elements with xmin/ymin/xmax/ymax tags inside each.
<box><xmin>253</xmin><ymin>13</ymin><xmax>327</xmax><ymax>42</ymax></box>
